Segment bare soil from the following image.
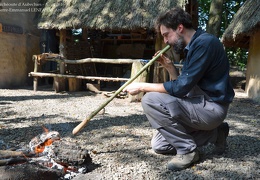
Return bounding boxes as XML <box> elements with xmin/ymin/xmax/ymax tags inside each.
<box><xmin>0</xmin><ymin>73</ymin><xmax>259</xmax><ymax>179</ymax></box>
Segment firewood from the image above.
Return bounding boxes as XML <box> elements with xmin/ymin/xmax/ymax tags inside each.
<box><xmin>0</xmin><ymin>150</ymin><xmax>35</xmax><ymax>159</ymax></box>
<box><xmin>0</xmin><ymin>157</ymin><xmax>28</xmax><ymax>166</ymax></box>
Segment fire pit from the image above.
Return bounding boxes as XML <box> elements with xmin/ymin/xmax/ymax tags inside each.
<box><xmin>0</xmin><ymin>127</ymin><xmax>92</xmax><ymax>180</ymax></box>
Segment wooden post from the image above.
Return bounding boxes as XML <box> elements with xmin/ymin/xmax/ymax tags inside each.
<box><xmin>68</xmin><ymin>78</ymin><xmax>82</xmax><ymax>92</ymax></box>
<box><xmin>82</xmin><ymin>28</ymin><xmax>88</xmax><ymax>41</ymax></box>
<box><xmin>54</xmin><ymin>29</ymin><xmax>67</xmax><ymax>92</ymax></box>
<box><xmin>59</xmin><ymin>29</ymin><xmax>66</xmax><ymax>58</ymax></box>
<box><xmin>33</xmin><ymin>55</ymin><xmax>38</xmax><ymax>91</ymax></box>
<box><xmin>128</xmin><ymin>61</ymin><xmax>149</xmax><ymax>102</ymax></box>
<box><xmin>153</xmin><ymin>35</ymin><xmax>165</xmax><ymax>83</ymax></box>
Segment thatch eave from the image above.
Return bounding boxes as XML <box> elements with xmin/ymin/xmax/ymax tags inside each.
<box><xmin>37</xmin><ymin>0</ymin><xmax>188</xmax><ymax>31</ymax></box>
<box><xmin>222</xmin><ymin>0</ymin><xmax>260</xmax><ymax>49</ymax></box>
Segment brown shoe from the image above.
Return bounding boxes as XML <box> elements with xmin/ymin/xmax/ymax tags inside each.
<box><xmin>167</xmin><ymin>149</ymin><xmax>200</xmax><ymax>171</ymax></box>
<box><xmin>214</xmin><ymin>122</ymin><xmax>229</xmax><ymax>155</ymax></box>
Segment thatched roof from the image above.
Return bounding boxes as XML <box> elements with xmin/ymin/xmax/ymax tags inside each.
<box><xmin>38</xmin><ymin>0</ymin><xmax>188</xmax><ymax>30</ymax></box>
<box><xmin>222</xmin><ymin>0</ymin><xmax>260</xmax><ymax>49</ymax></box>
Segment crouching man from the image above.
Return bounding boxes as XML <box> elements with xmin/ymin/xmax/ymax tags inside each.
<box><xmin>123</xmin><ymin>7</ymin><xmax>234</xmax><ymax>171</ymax></box>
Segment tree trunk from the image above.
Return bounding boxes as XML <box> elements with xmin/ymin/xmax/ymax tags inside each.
<box><xmin>207</xmin><ymin>0</ymin><xmax>224</xmax><ymax>37</ymax></box>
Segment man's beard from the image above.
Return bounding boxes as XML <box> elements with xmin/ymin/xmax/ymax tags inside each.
<box><xmin>172</xmin><ymin>36</ymin><xmax>185</xmax><ymax>54</ymax></box>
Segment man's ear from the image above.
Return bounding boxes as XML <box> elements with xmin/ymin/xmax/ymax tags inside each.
<box><xmin>177</xmin><ymin>24</ymin><xmax>184</xmax><ymax>33</ymax></box>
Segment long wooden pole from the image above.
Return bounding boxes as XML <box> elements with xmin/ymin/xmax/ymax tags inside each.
<box><xmin>29</xmin><ymin>72</ymin><xmax>129</xmax><ymax>82</ymax></box>
<box><xmin>72</xmin><ymin>45</ymin><xmax>171</xmax><ymax>135</ymax></box>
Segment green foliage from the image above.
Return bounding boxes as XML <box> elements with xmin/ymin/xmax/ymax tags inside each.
<box><xmin>226</xmin><ymin>47</ymin><xmax>248</xmax><ymax>70</ymax></box>
<box><xmin>198</xmin><ymin>0</ymin><xmax>248</xmax><ymax>69</ymax></box>
<box><xmin>198</xmin><ymin>0</ymin><xmax>210</xmax><ymax>31</ymax></box>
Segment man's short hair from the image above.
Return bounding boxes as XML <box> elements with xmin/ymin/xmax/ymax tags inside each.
<box><xmin>155</xmin><ymin>7</ymin><xmax>193</xmax><ymax>32</ymax></box>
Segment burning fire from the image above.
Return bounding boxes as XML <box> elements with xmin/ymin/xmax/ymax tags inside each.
<box><xmin>27</xmin><ymin>126</ymin><xmax>89</xmax><ymax>179</ymax></box>
<box><xmin>34</xmin><ymin>138</ymin><xmax>55</xmax><ymax>153</ymax></box>
<box><xmin>29</xmin><ymin>126</ymin><xmax>60</xmax><ymax>154</ymax></box>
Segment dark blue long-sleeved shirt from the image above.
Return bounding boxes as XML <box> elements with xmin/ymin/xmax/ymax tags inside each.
<box><xmin>163</xmin><ymin>28</ymin><xmax>235</xmax><ymax>104</ymax></box>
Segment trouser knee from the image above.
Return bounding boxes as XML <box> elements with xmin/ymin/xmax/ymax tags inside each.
<box><xmin>151</xmin><ymin>131</ymin><xmax>176</xmax><ymax>155</ymax></box>
<box><xmin>141</xmin><ymin>92</ymin><xmax>154</xmax><ymax>112</ymax></box>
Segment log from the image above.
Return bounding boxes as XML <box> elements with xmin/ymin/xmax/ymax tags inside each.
<box><xmin>33</xmin><ymin>55</ymin><xmax>39</xmax><ymax>91</ymax></box>
<box><xmin>53</xmin><ymin>77</ymin><xmax>66</xmax><ymax>93</ymax></box>
<box><xmin>34</xmin><ymin>57</ymin><xmax>139</xmax><ymax>64</ymax></box>
<box><xmin>29</xmin><ymin>72</ymin><xmax>129</xmax><ymax>82</ymax></box>
<box><xmin>128</xmin><ymin>61</ymin><xmax>149</xmax><ymax>102</ymax></box>
<box><xmin>86</xmin><ymin>83</ymin><xmax>101</xmax><ymax>93</ymax></box>
<box><xmin>64</xmin><ymin>58</ymin><xmax>136</xmax><ymax>64</ymax></box>
<box><xmin>59</xmin><ymin>29</ymin><xmax>66</xmax><ymax>58</ymax></box>
<box><xmin>43</xmin><ymin>58</ymin><xmax>136</xmax><ymax>64</ymax></box>
<box><xmin>0</xmin><ymin>163</ymin><xmax>64</xmax><ymax>179</ymax></box>
<box><xmin>0</xmin><ymin>157</ymin><xmax>28</xmax><ymax>166</ymax></box>
<box><xmin>57</xmin><ymin>29</ymin><xmax>67</xmax><ymax>92</ymax></box>
<box><xmin>0</xmin><ymin>150</ymin><xmax>35</xmax><ymax>159</ymax></box>
<box><xmin>68</xmin><ymin>78</ymin><xmax>82</xmax><ymax>92</ymax></box>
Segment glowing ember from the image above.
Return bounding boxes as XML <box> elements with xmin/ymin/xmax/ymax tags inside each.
<box><xmin>34</xmin><ymin>138</ymin><xmax>55</xmax><ymax>153</ymax></box>
<box><xmin>29</xmin><ymin>127</ymin><xmax>60</xmax><ymax>154</ymax></box>
<box><xmin>27</xmin><ymin>126</ymin><xmax>91</xmax><ymax>179</ymax></box>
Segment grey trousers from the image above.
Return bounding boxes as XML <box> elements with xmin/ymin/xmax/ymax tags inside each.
<box><xmin>141</xmin><ymin>86</ymin><xmax>229</xmax><ymax>155</ymax></box>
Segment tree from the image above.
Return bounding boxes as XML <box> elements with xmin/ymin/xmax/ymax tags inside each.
<box><xmin>198</xmin><ymin>0</ymin><xmax>248</xmax><ymax>70</ymax></box>
<box><xmin>207</xmin><ymin>0</ymin><xmax>224</xmax><ymax>37</ymax></box>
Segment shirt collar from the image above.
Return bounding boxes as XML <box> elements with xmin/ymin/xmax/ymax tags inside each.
<box><xmin>184</xmin><ymin>28</ymin><xmax>205</xmax><ymax>53</ymax></box>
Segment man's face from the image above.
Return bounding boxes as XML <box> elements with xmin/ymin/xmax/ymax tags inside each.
<box><xmin>160</xmin><ymin>25</ymin><xmax>185</xmax><ymax>54</ymax></box>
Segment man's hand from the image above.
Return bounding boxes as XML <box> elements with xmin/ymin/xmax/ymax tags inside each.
<box><xmin>123</xmin><ymin>82</ymin><xmax>142</xmax><ymax>95</ymax></box>
<box><xmin>153</xmin><ymin>51</ymin><xmax>179</xmax><ymax>80</ymax></box>
<box><xmin>154</xmin><ymin>51</ymin><xmax>173</xmax><ymax>68</ymax></box>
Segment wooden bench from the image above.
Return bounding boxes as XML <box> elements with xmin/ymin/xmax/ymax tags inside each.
<box><xmin>29</xmin><ymin>54</ymin><xmax>151</xmax><ymax>100</ymax></box>
<box><xmin>29</xmin><ymin>53</ymin><xmax>183</xmax><ymax>101</ymax></box>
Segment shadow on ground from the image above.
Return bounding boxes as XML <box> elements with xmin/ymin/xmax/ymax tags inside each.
<box><xmin>0</xmin><ymin>87</ymin><xmax>259</xmax><ymax>179</ymax></box>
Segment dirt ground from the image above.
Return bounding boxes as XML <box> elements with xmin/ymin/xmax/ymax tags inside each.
<box><xmin>0</xmin><ymin>72</ymin><xmax>259</xmax><ymax>179</ymax></box>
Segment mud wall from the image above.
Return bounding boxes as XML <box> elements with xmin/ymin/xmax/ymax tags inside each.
<box><xmin>245</xmin><ymin>31</ymin><xmax>260</xmax><ymax>102</ymax></box>
<box><xmin>0</xmin><ymin>0</ymin><xmax>42</xmax><ymax>88</ymax></box>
